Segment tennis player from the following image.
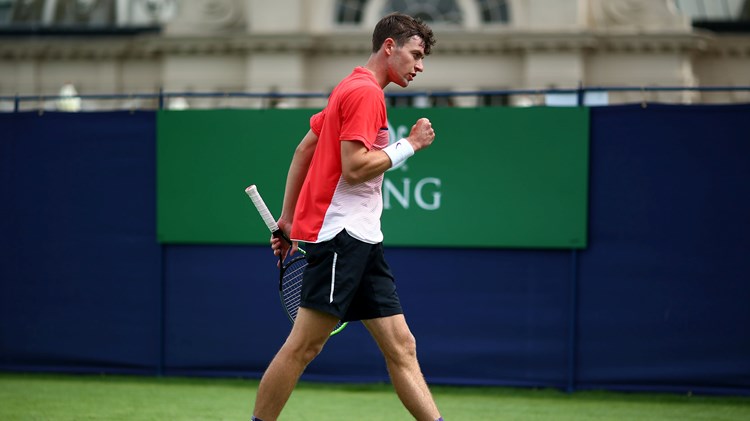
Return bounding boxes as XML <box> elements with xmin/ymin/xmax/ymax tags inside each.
<box><xmin>252</xmin><ymin>13</ymin><xmax>442</xmax><ymax>421</ymax></box>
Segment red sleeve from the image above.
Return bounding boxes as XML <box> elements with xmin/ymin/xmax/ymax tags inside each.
<box><xmin>339</xmin><ymin>85</ymin><xmax>386</xmax><ymax>150</ymax></box>
<box><xmin>310</xmin><ymin>110</ymin><xmax>324</xmax><ymax>136</ymax></box>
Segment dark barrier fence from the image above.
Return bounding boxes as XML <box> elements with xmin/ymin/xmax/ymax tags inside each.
<box><xmin>1</xmin><ymin>104</ymin><xmax>749</xmax><ymax>395</ymax></box>
<box><xmin>2</xmin><ymin>85</ymin><xmax>750</xmax><ymax>112</ymax></box>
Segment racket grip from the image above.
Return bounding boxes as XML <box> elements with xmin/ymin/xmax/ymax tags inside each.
<box><xmin>245</xmin><ymin>185</ymin><xmax>280</xmax><ymax>233</ymax></box>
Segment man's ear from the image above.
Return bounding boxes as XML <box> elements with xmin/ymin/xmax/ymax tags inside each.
<box><xmin>383</xmin><ymin>37</ymin><xmax>396</xmax><ymax>55</ymax></box>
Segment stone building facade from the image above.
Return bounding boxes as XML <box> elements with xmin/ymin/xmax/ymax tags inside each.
<box><xmin>0</xmin><ymin>0</ymin><xmax>748</xmax><ymax>110</ymax></box>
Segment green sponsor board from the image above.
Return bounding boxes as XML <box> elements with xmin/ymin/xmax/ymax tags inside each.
<box><xmin>157</xmin><ymin>107</ymin><xmax>588</xmax><ymax>248</ymax></box>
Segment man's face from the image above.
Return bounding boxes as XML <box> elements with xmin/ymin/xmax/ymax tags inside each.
<box><xmin>387</xmin><ymin>35</ymin><xmax>426</xmax><ymax>88</ymax></box>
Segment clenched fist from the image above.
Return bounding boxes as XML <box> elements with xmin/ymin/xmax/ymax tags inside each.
<box><xmin>406</xmin><ymin>118</ymin><xmax>435</xmax><ymax>152</ymax></box>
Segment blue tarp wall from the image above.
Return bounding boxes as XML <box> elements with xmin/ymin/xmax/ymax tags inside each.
<box><xmin>1</xmin><ymin>104</ymin><xmax>749</xmax><ymax>395</ymax></box>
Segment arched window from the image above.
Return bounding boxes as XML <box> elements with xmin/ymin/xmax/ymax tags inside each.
<box><xmin>333</xmin><ymin>0</ymin><xmax>511</xmax><ymax>27</ymax></box>
<box><xmin>336</xmin><ymin>0</ymin><xmax>368</xmax><ymax>24</ymax></box>
<box><xmin>477</xmin><ymin>0</ymin><xmax>509</xmax><ymax>23</ymax></box>
<box><xmin>382</xmin><ymin>0</ymin><xmax>462</xmax><ymax>24</ymax></box>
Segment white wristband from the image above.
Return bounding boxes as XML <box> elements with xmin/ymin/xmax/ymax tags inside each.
<box><xmin>382</xmin><ymin>138</ymin><xmax>415</xmax><ymax>168</ymax></box>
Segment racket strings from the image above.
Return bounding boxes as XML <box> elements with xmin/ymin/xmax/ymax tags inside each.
<box><xmin>280</xmin><ymin>255</ymin><xmax>346</xmax><ymax>334</ymax></box>
<box><xmin>281</xmin><ymin>258</ymin><xmax>306</xmax><ymax>321</ymax></box>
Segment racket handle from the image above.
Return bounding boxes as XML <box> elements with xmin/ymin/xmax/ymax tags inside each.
<box><xmin>245</xmin><ymin>185</ymin><xmax>280</xmax><ymax>232</ymax></box>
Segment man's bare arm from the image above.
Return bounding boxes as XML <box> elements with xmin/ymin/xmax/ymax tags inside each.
<box><xmin>279</xmin><ymin>129</ymin><xmax>319</xmax><ymax>223</ymax></box>
<box><xmin>340</xmin><ymin>118</ymin><xmax>435</xmax><ymax>185</ymax></box>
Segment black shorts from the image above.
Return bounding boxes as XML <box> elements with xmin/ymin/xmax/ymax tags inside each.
<box><xmin>300</xmin><ymin>230</ymin><xmax>403</xmax><ymax>322</ymax></box>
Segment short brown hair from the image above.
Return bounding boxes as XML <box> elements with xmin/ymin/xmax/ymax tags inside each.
<box><xmin>372</xmin><ymin>13</ymin><xmax>436</xmax><ymax>56</ymax></box>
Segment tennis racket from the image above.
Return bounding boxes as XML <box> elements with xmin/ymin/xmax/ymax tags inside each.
<box><xmin>245</xmin><ymin>185</ymin><xmax>347</xmax><ymax>336</ymax></box>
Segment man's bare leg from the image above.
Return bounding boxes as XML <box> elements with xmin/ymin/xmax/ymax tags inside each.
<box><xmin>363</xmin><ymin>315</ymin><xmax>442</xmax><ymax>421</ymax></box>
<box><xmin>252</xmin><ymin>308</ymin><xmax>339</xmax><ymax>421</ymax></box>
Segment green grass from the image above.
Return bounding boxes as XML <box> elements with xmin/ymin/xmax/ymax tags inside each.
<box><xmin>0</xmin><ymin>373</ymin><xmax>748</xmax><ymax>420</ymax></box>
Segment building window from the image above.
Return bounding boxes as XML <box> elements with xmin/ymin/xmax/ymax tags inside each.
<box><xmin>52</xmin><ymin>0</ymin><xmax>117</xmax><ymax>26</ymax></box>
<box><xmin>7</xmin><ymin>0</ymin><xmax>45</xmax><ymax>24</ymax></box>
<box><xmin>1</xmin><ymin>0</ymin><xmax>176</xmax><ymax>29</ymax></box>
<box><xmin>336</xmin><ymin>0</ymin><xmax>367</xmax><ymax>24</ymax></box>
<box><xmin>477</xmin><ymin>0</ymin><xmax>509</xmax><ymax>23</ymax></box>
<box><xmin>674</xmin><ymin>0</ymin><xmax>745</xmax><ymax>21</ymax></box>
<box><xmin>0</xmin><ymin>0</ymin><xmax>14</xmax><ymax>24</ymax></box>
<box><xmin>674</xmin><ymin>0</ymin><xmax>750</xmax><ymax>32</ymax></box>
<box><xmin>334</xmin><ymin>0</ymin><xmax>510</xmax><ymax>27</ymax></box>
<box><xmin>383</xmin><ymin>0</ymin><xmax>462</xmax><ymax>24</ymax></box>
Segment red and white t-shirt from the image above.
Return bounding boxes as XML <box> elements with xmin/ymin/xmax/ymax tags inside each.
<box><xmin>291</xmin><ymin>67</ymin><xmax>389</xmax><ymax>244</ymax></box>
